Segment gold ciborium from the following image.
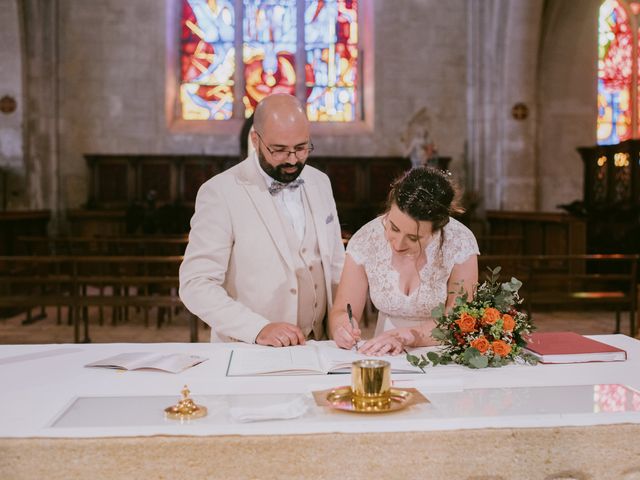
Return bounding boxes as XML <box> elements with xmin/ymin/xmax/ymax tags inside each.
<box><xmin>164</xmin><ymin>385</ymin><xmax>207</xmax><ymax>421</ymax></box>
<box><xmin>351</xmin><ymin>359</ymin><xmax>391</xmax><ymax>411</ymax></box>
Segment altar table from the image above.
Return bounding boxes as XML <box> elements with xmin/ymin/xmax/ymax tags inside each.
<box><xmin>1</xmin><ymin>335</ymin><xmax>639</xmax><ymax>479</ymax></box>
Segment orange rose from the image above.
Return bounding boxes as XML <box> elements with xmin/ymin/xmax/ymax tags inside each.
<box><xmin>470</xmin><ymin>336</ymin><xmax>490</xmax><ymax>354</ymax></box>
<box><xmin>455</xmin><ymin>313</ymin><xmax>477</xmax><ymax>333</ymax></box>
<box><xmin>481</xmin><ymin>307</ymin><xmax>501</xmax><ymax>326</ymax></box>
<box><xmin>492</xmin><ymin>340</ymin><xmax>512</xmax><ymax>357</ymax></box>
<box><xmin>502</xmin><ymin>314</ymin><xmax>515</xmax><ymax>332</ymax></box>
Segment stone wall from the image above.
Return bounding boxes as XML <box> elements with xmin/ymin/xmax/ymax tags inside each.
<box><xmin>17</xmin><ymin>0</ymin><xmax>468</xmax><ymax>210</ymax></box>
<box><xmin>1</xmin><ymin>0</ymin><xmax>607</xmax><ymax>215</ymax></box>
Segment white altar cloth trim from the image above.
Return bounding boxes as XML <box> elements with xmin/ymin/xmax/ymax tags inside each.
<box><xmin>0</xmin><ymin>336</ymin><xmax>638</xmax><ymax>439</ymax></box>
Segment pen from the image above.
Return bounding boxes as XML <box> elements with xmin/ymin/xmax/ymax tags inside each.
<box><xmin>346</xmin><ymin>303</ymin><xmax>358</xmax><ymax>351</ymax></box>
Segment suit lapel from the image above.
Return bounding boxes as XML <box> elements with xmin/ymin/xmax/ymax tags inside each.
<box><xmin>237</xmin><ymin>158</ymin><xmax>295</xmax><ymax>272</ymax></box>
<box><xmin>302</xmin><ymin>173</ymin><xmax>334</xmax><ymax>304</ymax></box>
<box><xmin>302</xmin><ymin>172</ymin><xmax>330</xmax><ymax>262</ymax></box>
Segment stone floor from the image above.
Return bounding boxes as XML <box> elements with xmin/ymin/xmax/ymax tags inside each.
<box><xmin>0</xmin><ymin>306</ymin><xmax>636</xmax><ymax>344</ymax></box>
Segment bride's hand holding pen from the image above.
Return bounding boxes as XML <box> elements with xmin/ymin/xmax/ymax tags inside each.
<box><xmin>333</xmin><ymin>303</ymin><xmax>362</xmax><ymax>350</ymax></box>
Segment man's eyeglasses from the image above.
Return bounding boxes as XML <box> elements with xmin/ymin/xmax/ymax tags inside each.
<box><xmin>255</xmin><ymin>132</ymin><xmax>314</xmax><ymax>162</ymax></box>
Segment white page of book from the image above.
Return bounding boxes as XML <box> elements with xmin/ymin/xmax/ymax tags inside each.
<box><xmin>315</xmin><ymin>343</ymin><xmax>424</xmax><ymax>373</ymax></box>
<box><xmin>525</xmin><ymin>350</ymin><xmax>626</xmax><ymax>363</ymax></box>
<box><xmin>86</xmin><ymin>352</ymin><xmax>151</xmax><ymax>370</ymax></box>
<box><xmin>226</xmin><ymin>346</ymin><xmax>324</xmax><ymax>376</ymax></box>
<box><xmin>135</xmin><ymin>353</ymin><xmax>205</xmax><ymax>372</ymax></box>
<box><xmin>85</xmin><ymin>352</ymin><xmax>206</xmax><ymax>373</ymax></box>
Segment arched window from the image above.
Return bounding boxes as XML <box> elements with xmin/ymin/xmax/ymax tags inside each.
<box><xmin>598</xmin><ymin>0</ymin><xmax>637</xmax><ymax>145</ymax></box>
<box><xmin>179</xmin><ymin>0</ymin><xmax>359</xmax><ymax>122</ymax></box>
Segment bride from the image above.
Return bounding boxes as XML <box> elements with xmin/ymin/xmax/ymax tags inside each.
<box><xmin>329</xmin><ymin>167</ymin><xmax>479</xmax><ymax>355</ymax></box>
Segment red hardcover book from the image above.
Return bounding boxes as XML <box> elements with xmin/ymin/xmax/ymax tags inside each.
<box><xmin>523</xmin><ymin>332</ymin><xmax>627</xmax><ymax>364</ymax></box>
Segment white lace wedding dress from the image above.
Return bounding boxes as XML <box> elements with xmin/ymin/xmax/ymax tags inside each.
<box><xmin>347</xmin><ymin>216</ymin><xmax>480</xmax><ymax>336</ymax></box>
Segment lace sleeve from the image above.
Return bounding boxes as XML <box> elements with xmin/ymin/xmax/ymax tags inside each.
<box><xmin>446</xmin><ymin>219</ymin><xmax>480</xmax><ymax>265</ymax></box>
<box><xmin>346</xmin><ymin>220</ymin><xmax>377</xmax><ymax>266</ymax></box>
<box><xmin>346</xmin><ymin>232</ymin><xmax>366</xmax><ymax>266</ymax></box>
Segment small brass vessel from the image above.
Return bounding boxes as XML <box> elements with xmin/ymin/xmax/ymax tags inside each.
<box><xmin>164</xmin><ymin>385</ymin><xmax>207</xmax><ymax>421</ymax></box>
<box><xmin>351</xmin><ymin>359</ymin><xmax>391</xmax><ymax>409</ymax></box>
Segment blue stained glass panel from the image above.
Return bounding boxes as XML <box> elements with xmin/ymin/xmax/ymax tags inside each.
<box><xmin>304</xmin><ymin>0</ymin><xmax>358</xmax><ymax>122</ymax></box>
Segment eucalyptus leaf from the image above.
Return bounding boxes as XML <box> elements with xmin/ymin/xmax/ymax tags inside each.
<box><xmin>406</xmin><ymin>354</ymin><xmax>419</xmax><ymax>364</ymax></box>
<box><xmin>431</xmin><ymin>304</ymin><xmax>445</xmax><ymax>319</ymax></box>
<box><xmin>489</xmin><ymin>357</ymin><xmax>502</xmax><ymax>368</ymax></box>
<box><xmin>405</xmin><ymin>353</ymin><xmax>427</xmax><ymax>372</ymax></box>
<box><xmin>493</xmin><ymin>292</ymin><xmax>512</xmax><ymax>310</ymax></box>
<box><xmin>463</xmin><ymin>347</ymin><xmax>480</xmax><ymax>362</ymax></box>
<box><xmin>469</xmin><ymin>355</ymin><xmax>489</xmax><ymax>369</ymax></box>
<box><xmin>431</xmin><ymin>328</ymin><xmax>447</xmax><ymax>341</ymax></box>
<box><xmin>426</xmin><ymin>351</ymin><xmax>440</xmax><ymax>365</ymax></box>
<box><xmin>486</xmin><ymin>266</ymin><xmax>501</xmax><ymax>284</ymax></box>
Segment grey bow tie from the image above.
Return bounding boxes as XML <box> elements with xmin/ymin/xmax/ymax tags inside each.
<box><xmin>268</xmin><ymin>178</ymin><xmax>305</xmax><ymax>195</ymax></box>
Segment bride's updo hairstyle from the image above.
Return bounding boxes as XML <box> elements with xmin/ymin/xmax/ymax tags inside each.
<box><xmin>387</xmin><ymin>167</ymin><xmax>464</xmax><ymax>233</ymax></box>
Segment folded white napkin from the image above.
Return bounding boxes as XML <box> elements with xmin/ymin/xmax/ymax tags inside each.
<box><xmin>229</xmin><ymin>395</ymin><xmax>309</xmax><ymax>423</ymax></box>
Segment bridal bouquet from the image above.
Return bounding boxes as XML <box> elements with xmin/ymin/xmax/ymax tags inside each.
<box><xmin>407</xmin><ymin>267</ymin><xmax>536</xmax><ymax>370</ymax></box>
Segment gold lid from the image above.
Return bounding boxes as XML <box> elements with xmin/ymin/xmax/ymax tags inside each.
<box><xmin>164</xmin><ymin>385</ymin><xmax>208</xmax><ymax>421</ymax></box>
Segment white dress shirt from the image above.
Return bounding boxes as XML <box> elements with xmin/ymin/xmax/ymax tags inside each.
<box><xmin>255</xmin><ymin>155</ymin><xmax>306</xmax><ymax>242</ymax></box>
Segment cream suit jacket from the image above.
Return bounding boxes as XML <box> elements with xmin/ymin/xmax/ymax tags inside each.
<box><xmin>179</xmin><ymin>154</ymin><xmax>345</xmax><ymax>343</ymax></box>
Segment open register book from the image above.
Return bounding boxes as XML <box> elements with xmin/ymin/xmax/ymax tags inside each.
<box><xmin>85</xmin><ymin>352</ymin><xmax>208</xmax><ymax>373</ymax></box>
<box><xmin>225</xmin><ymin>343</ymin><xmax>426</xmax><ymax>376</ymax></box>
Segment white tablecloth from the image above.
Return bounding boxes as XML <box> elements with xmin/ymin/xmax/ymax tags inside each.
<box><xmin>0</xmin><ymin>335</ymin><xmax>639</xmax><ymax>439</ymax></box>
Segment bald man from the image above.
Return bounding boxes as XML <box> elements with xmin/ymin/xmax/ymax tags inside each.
<box><xmin>179</xmin><ymin>94</ymin><xmax>345</xmax><ymax>345</ymax></box>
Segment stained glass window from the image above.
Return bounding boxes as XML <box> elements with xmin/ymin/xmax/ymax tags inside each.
<box><xmin>304</xmin><ymin>0</ymin><xmax>358</xmax><ymax>122</ymax></box>
<box><xmin>179</xmin><ymin>0</ymin><xmax>360</xmax><ymax>122</ymax></box>
<box><xmin>180</xmin><ymin>0</ymin><xmax>236</xmax><ymax>120</ymax></box>
<box><xmin>243</xmin><ymin>0</ymin><xmax>297</xmax><ymax>118</ymax></box>
<box><xmin>598</xmin><ymin>0</ymin><xmax>633</xmax><ymax>144</ymax></box>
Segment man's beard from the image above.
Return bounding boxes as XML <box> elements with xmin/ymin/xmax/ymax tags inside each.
<box><xmin>257</xmin><ymin>149</ymin><xmax>305</xmax><ymax>183</ymax></box>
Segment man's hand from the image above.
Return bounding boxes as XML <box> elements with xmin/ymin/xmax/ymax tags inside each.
<box><xmin>256</xmin><ymin>323</ymin><xmax>306</xmax><ymax>347</ymax></box>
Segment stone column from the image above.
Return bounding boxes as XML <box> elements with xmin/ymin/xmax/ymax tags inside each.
<box><xmin>537</xmin><ymin>0</ymin><xmax>600</xmax><ymax>212</ymax></box>
<box><xmin>21</xmin><ymin>0</ymin><xmax>65</xmax><ymax>231</ymax></box>
<box><xmin>467</xmin><ymin>0</ymin><xmax>544</xmax><ymax>211</ymax></box>
<box><xmin>0</xmin><ymin>0</ymin><xmax>25</xmax><ymax>210</ymax></box>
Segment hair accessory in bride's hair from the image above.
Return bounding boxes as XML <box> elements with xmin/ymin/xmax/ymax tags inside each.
<box><xmin>387</xmin><ymin>167</ymin><xmax>464</xmax><ymax>233</ymax></box>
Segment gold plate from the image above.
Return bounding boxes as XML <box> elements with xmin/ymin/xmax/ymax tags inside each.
<box><xmin>312</xmin><ymin>386</ymin><xmax>429</xmax><ymax>413</ymax></box>
<box><xmin>164</xmin><ymin>404</ymin><xmax>208</xmax><ymax>420</ymax></box>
